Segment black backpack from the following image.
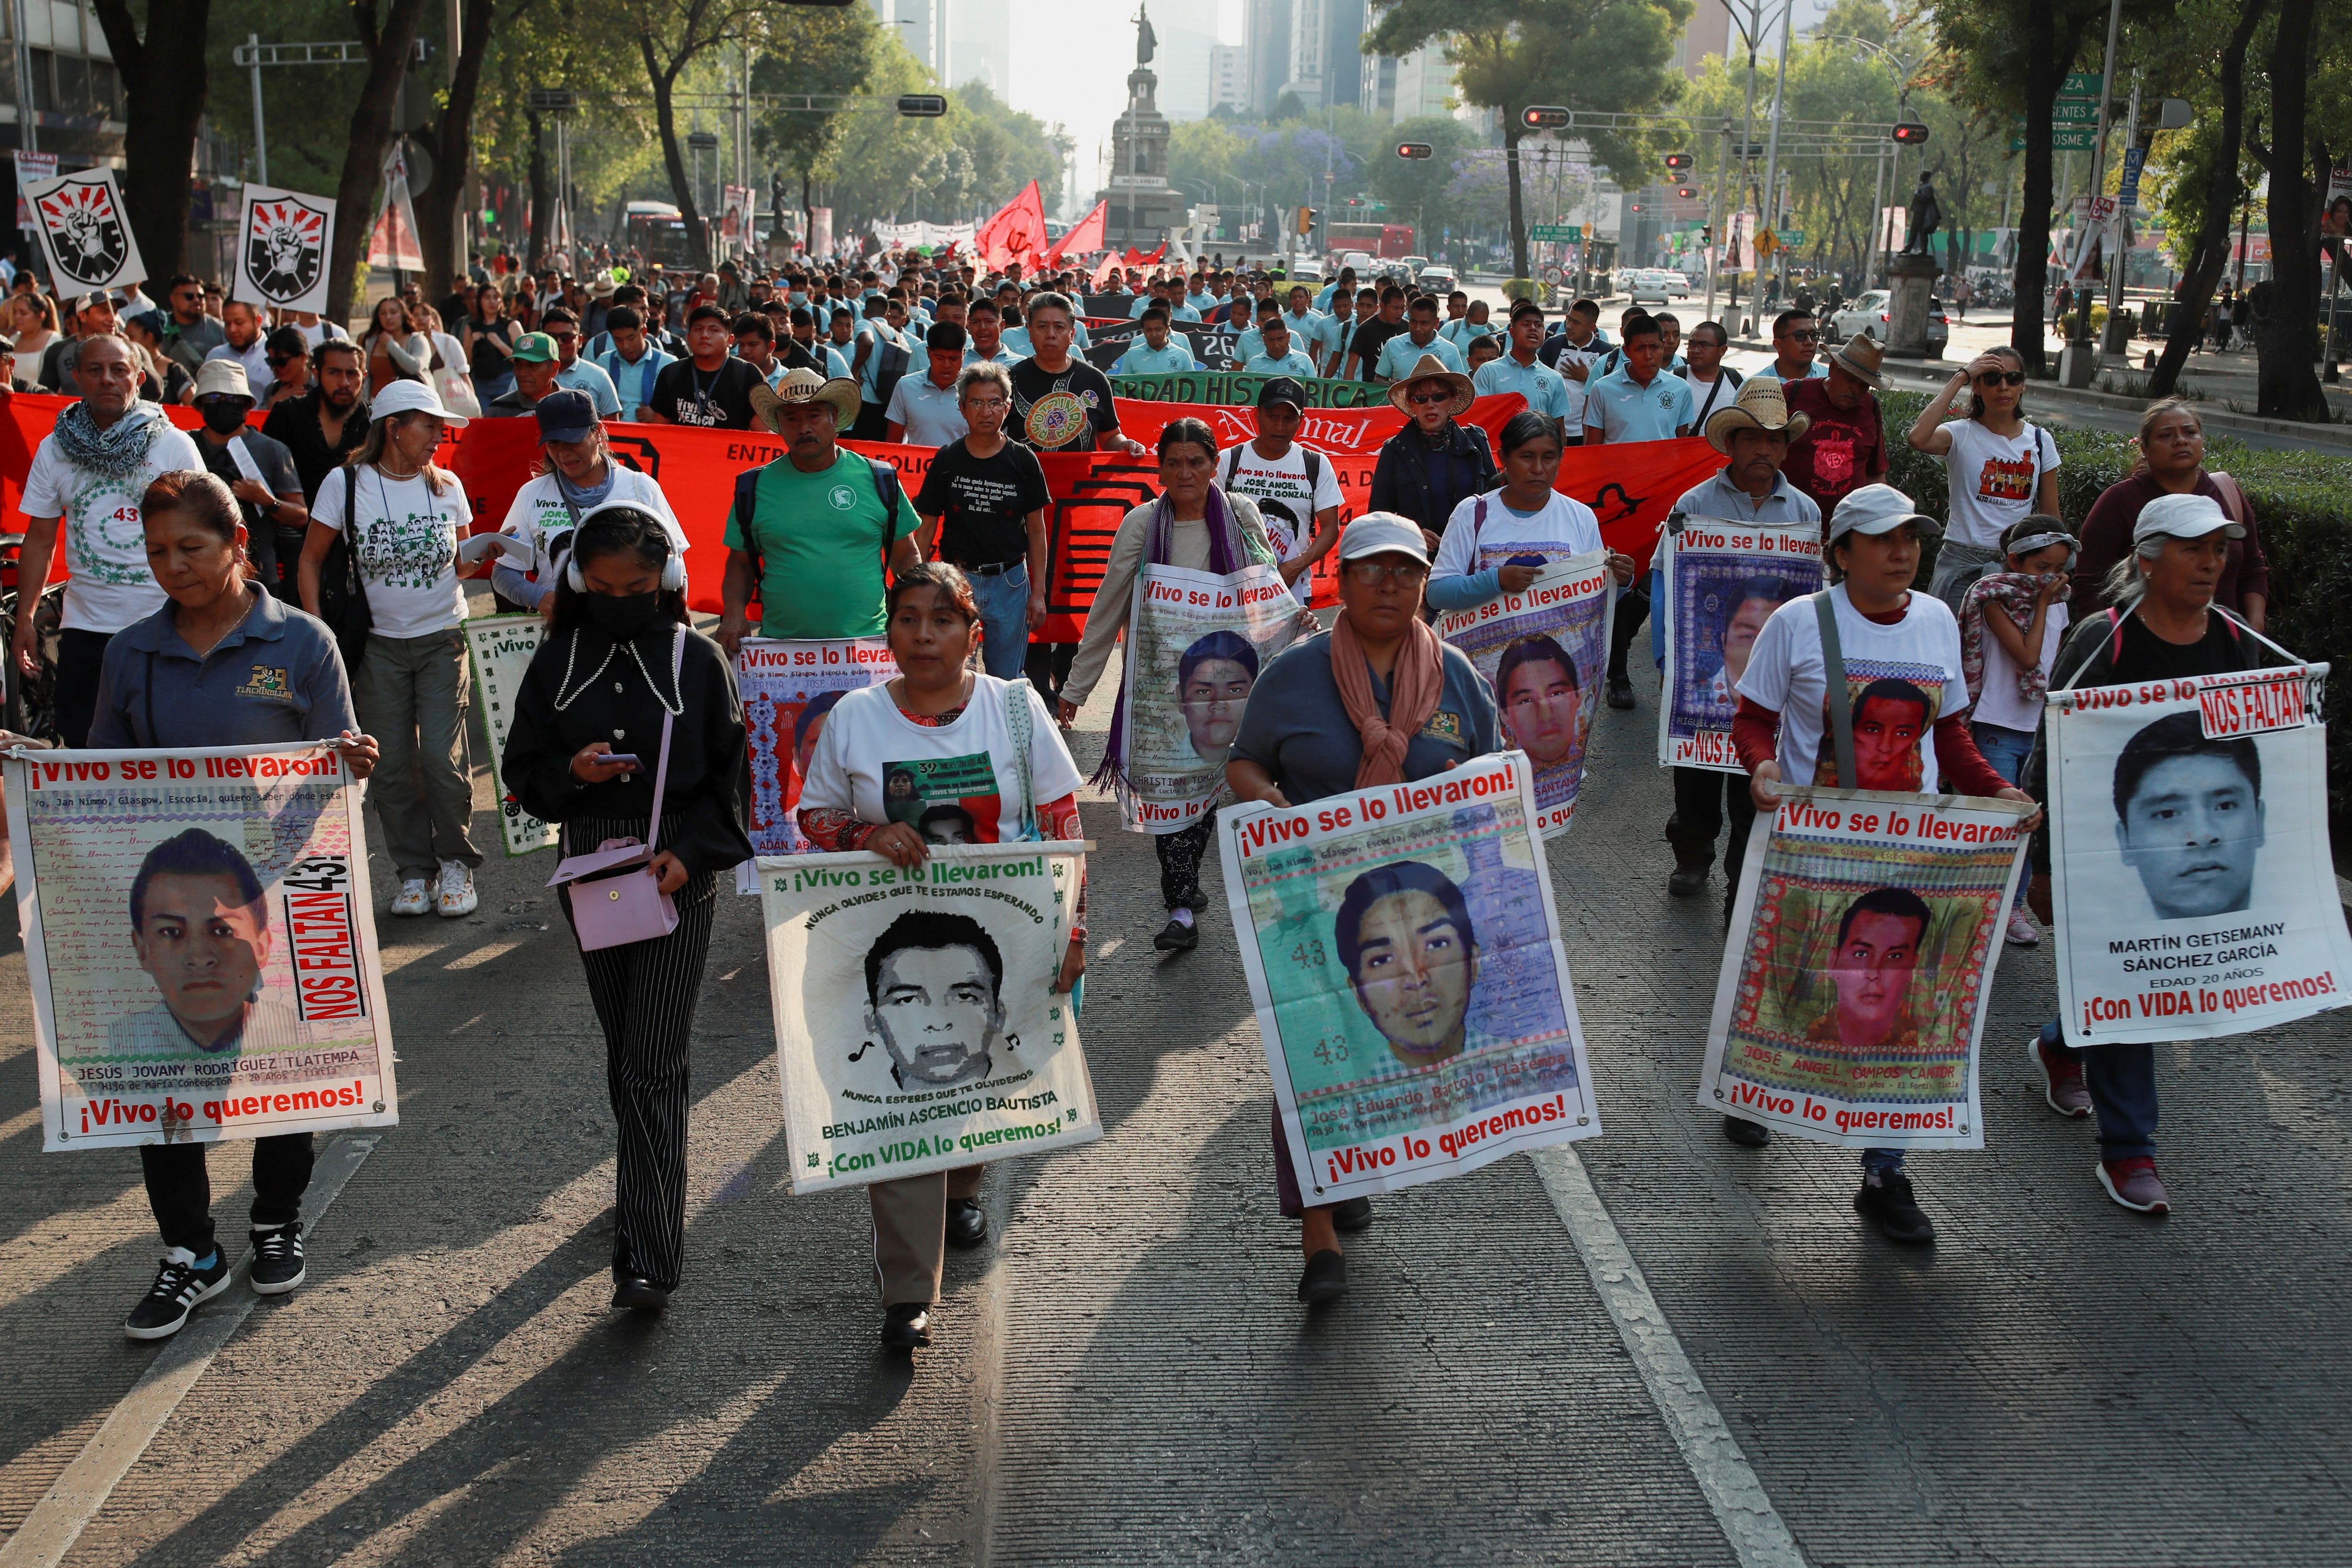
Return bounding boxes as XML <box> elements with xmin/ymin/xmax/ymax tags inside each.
<box><xmin>730</xmin><ymin>457</ymin><xmax>907</xmax><ymax>597</ymax></box>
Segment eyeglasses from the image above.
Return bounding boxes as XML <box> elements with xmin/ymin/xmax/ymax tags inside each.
<box><xmin>1785</xmin><ymin>329</ymin><xmax>1818</xmax><ymax>342</ymax></box>
<box><xmin>1975</xmin><ymin>369</ymin><xmax>2027</xmax><ymax>387</ymax></box>
<box><xmin>1346</xmin><ymin>560</ymin><xmax>1428</xmax><ymax>587</ymax></box>
<box><xmin>1407</xmin><ymin>390</ymin><xmax>1454</xmax><ymax>407</ymax></box>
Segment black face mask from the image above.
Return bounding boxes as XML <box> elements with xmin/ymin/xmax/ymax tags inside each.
<box><xmin>579</xmin><ymin>590</ymin><xmax>661</xmax><ymax>641</ymax></box>
<box><xmin>199</xmin><ymin>402</ymin><xmax>248</xmax><ymax>434</ymax></box>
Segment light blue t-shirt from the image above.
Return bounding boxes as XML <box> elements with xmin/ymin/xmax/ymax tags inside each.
<box><xmin>858</xmin><ymin>322</ymin><xmax>911</xmax><ymax>403</ymax></box>
<box><xmin>1747</xmin><ymin>359</ymin><xmax>1828</xmax><ymax>383</ymax></box>
<box><xmin>555</xmin><ymin>357</ymin><xmax>622</xmax><ymax>416</ymax></box>
<box><xmin>1112</xmin><ymin>340</ymin><xmax>1203</xmax><ymax>374</ymax></box>
<box><xmin>1441</xmin><ymin>317</ymin><xmax>1503</xmax><ymax>349</ymax></box>
<box><xmin>1472</xmin><ymin>353</ymin><xmax>1571</xmax><ymax>421</ymax></box>
<box><xmin>1241</xmin><ymin>350</ymin><xmax>1319</xmax><ymax>378</ymax></box>
<box><xmin>962</xmin><ymin>344</ymin><xmax>1019</xmax><ymax>367</ymax></box>
<box><xmin>1187</xmin><ymin>291</ymin><xmax>1218</xmax><ymax>314</ymax></box>
<box><xmin>1581</xmin><ymin>366</ymin><xmax>1695</xmax><ymax>443</ymax></box>
<box><xmin>1374</xmin><ymin>331</ymin><xmax>1466</xmax><ymax>382</ymax></box>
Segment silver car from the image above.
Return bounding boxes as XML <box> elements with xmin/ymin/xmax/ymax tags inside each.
<box><xmin>1832</xmin><ymin>290</ymin><xmax>1950</xmax><ymax>354</ymax></box>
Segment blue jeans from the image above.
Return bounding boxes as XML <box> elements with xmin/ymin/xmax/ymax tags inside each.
<box><xmin>967</xmin><ymin>564</ymin><xmax>1032</xmax><ymax>681</ymax></box>
<box><xmin>2038</xmin><ymin>1019</ymin><xmax>2158</xmax><ymax>1161</ymax></box>
<box><xmin>1973</xmin><ymin>721</ymin><xmax>2035</xmax><ymax>915</ymax></box>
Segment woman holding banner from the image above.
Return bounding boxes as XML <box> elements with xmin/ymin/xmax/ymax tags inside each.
<box><xmin>1732</xmin><ymin>483</ymin><xmax>2034</xmax><ymax>1242</ymax></box>
<box><xmin>798</xmin><ymin>563</ymin><xmax>1086</xmax><ymax>1351</ymax></box>
<box><xmin>1059</xmin><ymin>418</ymin><xmax>1286</xmax><ymax>955</ymax></box>
<box><xmin>1225</xmin><ymin>513</ymin><xmax>1500</xmax><ymax>1302</ymax></box>
<box><xmin>501</xmin><ymin>506</ymin><xmax>752</xmax><ymax>1314</ymax></box>
<box><xmin>2021</xmin><ymin>493</ymin><xmax>2268</xmax><ymax>1217</ymax></box>
<box><xmin>95</xmin><ymin>470</ymin><xmax>380</xmax><ymax>1340</ymax></box>
<box><xmin>1425</xmin><ymin>411</ymin><xmax>1634</xmax><ymax>613</ymax></box>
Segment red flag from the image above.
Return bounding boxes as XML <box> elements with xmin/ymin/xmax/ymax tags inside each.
<box><xmin>1044</xmin><ymin>199</ymin><xmax>1106</xmax><ymax>268</ymax></box>
<box><xmin>976</xmin><ymin>180</ymin><xmax>1049</xmax><ymax>272</ymax></box>
<box><xmin>1090</xmin><ymin>250</ymin><xmax>1120</xmax><ymax>289</ymax></box>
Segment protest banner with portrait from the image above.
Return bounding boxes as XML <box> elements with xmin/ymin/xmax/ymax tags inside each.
<box><xmin>1221</xmin><ymin>752</ymin><xmax>1600</xmax><ymax>1208</ymax></box>
<box><xmin>761</xmin><ymin>841</ymin><xmax>1099</xmax><ymax>1194</ymax></box>
<box><xmin>1112</xmin><ymin>561</ymin><xmax>1306</xmax><ymax>833</ymax></box>
<box><xmin>1654</xmin><ymin>517</ymin><xmax>1822</xmax><ymax>771</ymax></box>
<box><xmin>739</xmin><ymin>637</ymin><xmax>898</xmax><ymax>856</ymax></box>
<box><xmin>1436</xmin><ymin>550</ymin><xmax>1615</xmax><ymax>838</ymax></box>
<box><xmin>2047</xmin><ymin>661</ymin><xmax>2348</xmax><ymax>1046</ymax></box>
<box><xmin>466</xmin><ymin>614</ymin><xmax>558</xmax><ymax>856</ymax></box>
<box><xmin>1697</xmin><ymin>786</ymin><xmax>2033</xmax><ymax>1149</ymax></box>
<box><xmin>6</xmin><ymin>743</ymin><xmax>399</xmax><ymax>1153</ymax></box>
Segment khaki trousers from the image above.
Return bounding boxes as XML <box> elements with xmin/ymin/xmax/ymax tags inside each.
<box><xmin>868</xmin><ymin>1164</ymin><xmax>983</xmax><ymax>1305</ymax></box>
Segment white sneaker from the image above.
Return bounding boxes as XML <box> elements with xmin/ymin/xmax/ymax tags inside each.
<box><xmin>436</xmin><ymin>860</ymin><xmax>478</xmax><ymax>918</ymax></box>
<box><xmin>390</xmin><ymin>878</ymin><xmax>431</xmax><ymax>917</ymax></box>
<box><xmin>2004</xmin><ymin>907</ymin><xmax>2041</xmax><ymax>946</ymax></box>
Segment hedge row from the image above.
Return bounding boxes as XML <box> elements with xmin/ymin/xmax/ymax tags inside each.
<box><xmin>1879</xmin><ymin>390</ymin><xmax>2352</xmax><ymax>824</ymax></box>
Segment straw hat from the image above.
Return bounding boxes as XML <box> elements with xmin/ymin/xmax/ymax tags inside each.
<box><xmin>1704</xmin><ymin>377</ymin><xmax>1812</xmax><ymax>454</ymax></box>
<box><xmin>1385</xmin><ymin>352</ymin><xmax>1475</xmax><ymax>418</ymax></box>
<box><xmin>749</xmin><ymin>367</ymin><xmax>861</xmax><ymax>431</ymax></box>
<box><xmin>1821</xmin><ymin>331</ymin><xmax>1885</xmax><ymax>389</ymax></box>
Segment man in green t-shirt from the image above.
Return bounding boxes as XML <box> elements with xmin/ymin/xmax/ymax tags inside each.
<box><xmin>720</xmin><ymin>368</ymin><xmax>924</xmax><ymax>656</ymax></box>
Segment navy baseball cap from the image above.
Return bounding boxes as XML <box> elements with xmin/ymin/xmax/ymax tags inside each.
<box><xmin>533</xmin><ymin>388</ymin><xmax>599</xmax><ymax>444</ymax></box>
<box><xmin>1256</xmin><ymin>376</ymin><xmax>1308</xmax><ymax>411</ymax></box>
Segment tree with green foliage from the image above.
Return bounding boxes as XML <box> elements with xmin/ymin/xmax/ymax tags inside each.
<box><xmin>92</xmin><ymin>0</ymin><xmax>215</xmax><ymax>281</ymax></box>
<box><xmin>751</xmin><ymin>3</ymin><xmax>874</xmax><ymax>241</ymax></box>
<box><xmin>620</xmin><ymin>0</ymin><xmax>770</xmax><ymax>271</ymax></box>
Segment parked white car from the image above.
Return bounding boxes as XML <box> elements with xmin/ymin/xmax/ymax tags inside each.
<box><xmin>1832</xmin><ymin>290</ymin><xmax>1951</xmax><ymax>354</ymax></box>
<box><xmin>1626</xmin><ymin>269</ymin><xmax>1686</xmax><ymax>303</ymax></box>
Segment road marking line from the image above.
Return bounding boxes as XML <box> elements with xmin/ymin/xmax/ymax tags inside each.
<box><xmin>0</xmin><ymin>1133</ymin><xmax>381</xmax><ymax>1568</ymax></box>
<box><xmin>1531</xmin><ymin>1146</ymin><xmax>1810</xmax><ymax>1568</ymax></box>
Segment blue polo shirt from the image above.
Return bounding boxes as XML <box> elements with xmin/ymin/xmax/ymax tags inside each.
<box><xmin>1240</xmin><ymin>350</ymin><xmax>1319</xmax><ymax>377</ymax></box>
<box><xmin>89</xmin><ymin>589</ymin><xmax>356</xmax><ymax>748</ymax></box>
<box><xmin>1581</xmin><ymin>365</ymin><xmax>1694</xmax><ymax>443</ymax></box>
<box><xmin>1374</xmin><ymin>331</ymin><xmax>1466</xmax><ymax>381</ymax></box>
<box><xmin>1472</xmin><ymin>353</ymin><xmax>1572</xmax><ymax>421</ymax></box>
<box><xmin>1112</xmin><ymin>340</ymin><xmax>1203</xmax><ymax>374</ymax></box>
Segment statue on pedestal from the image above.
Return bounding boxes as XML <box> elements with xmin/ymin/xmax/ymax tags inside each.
<box><xmin>1136</xmin><ymin>5</ymin><xmax>1157</xmax><ymax>64</ymax></box>
<box><xmin>1900</xmin><ymin>172</ymin><xmax>1942</xmax><ymax>257</ymax></box>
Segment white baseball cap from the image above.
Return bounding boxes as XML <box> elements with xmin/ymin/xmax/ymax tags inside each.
<box><xmin>1336</xmin><ymin>511</ymin><xmax>1430</xmax><ymax>567</ymax></box>
<box><xmin>1826</xmin><ymin>482</ymin><xmax>1940</xmax><ymax>544</ymax></box>
<box><xmin>367</xmin><ymin>377</ymin><xmax>469</xmax><ymax>427</ymax></box>
<box><xmin>2133</xmin><ymin>491</ymin><xmax>2243</xmax><ymax>546</ymax></box>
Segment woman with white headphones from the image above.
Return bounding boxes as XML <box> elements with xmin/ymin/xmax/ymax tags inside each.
<box><xmin>501</xmin><ymin>504</ymin><xmax>753</xmax><ymax>1313</ymax></box>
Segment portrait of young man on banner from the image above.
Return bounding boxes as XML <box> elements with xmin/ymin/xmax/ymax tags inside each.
<box><xmin>1697</xmin><ymin>787</ymin><xmax>2033</xmax><ymax>1149</ymax></box>
<box><xmin>1655</xmin><ymin>520</ymin><xmax>1822</xmax><ymax>772</ymax></box>
<box><xmin>763</xmin><ymin>842</ymin><xmax>1099</xmax><ymax>1194</ymax></box>
<box><xmin>1223</xmin><ymin>754</ymin><xmax>1598</xmax><ymax>1208</ymax></box>
<box><xmin>8</xmin><ymin>744</ymin><xmax>399</xmax><ymax>1152</ymax></box>
<box><xmin>739</xmin><ymin>637</ymin><xmax>897</xmax><ymax>856</ymax></box>
<box><xmin>2047</xmin><ymin>663</ymin><xmax>2350</xmax><ymax>1047</ymax></box>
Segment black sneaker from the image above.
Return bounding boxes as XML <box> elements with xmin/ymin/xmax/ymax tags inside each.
<box><xmin>249</xmin><ymin>1223</ymin><xmax>306</xmax><ymax>1296</ymax></box>
<box><xmin>1330</xmin><ymin>1196</ymin><xmax>1373</xmax><ymax>1233</ymax></box>
<box><xmin>1153</xmin><ymin>916</ymin><xmax>1199</xmax><ymax>953</ymax></box>
<box><xmin>1722</xmin><ymin>1114</ymin><xmax>1772</xmax><ymax>1148</ymax></box>
<box><xmin>881</xmin><ymin>1301</ymin><xmax>931</xmax><ymax>1350</ymax></box>
<box><xmin>1606</xmin><ymin>675</ymin><xmax>1637</xmax><ymax>710</ymax></box>
<box><xmin>1297</xmin><ymin>1248</ymin><xmax>1347</xmax><ymax>1303</ymax></box>
<box><xmin>125</xmin><ymin>1250</ymin><xmax>231</xmax><ymax>1340</ymax></box>
<box><xmin>1668</xmin><ymin>862</ymin><xmax>1710</xmax><ymax>897</ymax></box>
<box><xmin>1854</xmin><ymin>1170</ymin><xmax>1937</xmax><ymax>1245</ymax></box>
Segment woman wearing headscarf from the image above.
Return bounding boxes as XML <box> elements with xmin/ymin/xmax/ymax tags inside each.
<box><xmin>1058</xmin><ymin>417</ymin><xmax>1288</xmax><ymax>953</ymax></box>
<box><xmin>1224</xmin><ymin>513</ymin><xmax>1501</xmax><ymax>1304</ymax></box>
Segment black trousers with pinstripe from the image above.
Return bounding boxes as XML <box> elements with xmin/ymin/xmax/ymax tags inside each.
<box><xmin>567</xmin><ymin>822</ymin><xmax>719</xmax><ymax>1292</ymax></box>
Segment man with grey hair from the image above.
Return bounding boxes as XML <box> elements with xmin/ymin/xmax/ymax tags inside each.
<box><xmin>913</xmin><ymin>358</ymin><xmax>1053</xmax><ymax>677</ymax></box>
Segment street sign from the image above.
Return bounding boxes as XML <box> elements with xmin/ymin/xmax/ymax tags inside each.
<box><xmin>1754</xmin><ymin>228</ymin><xmax>1780</xmax><ymax>258</ymax></box>
<box><xmin>2060</xmin><ymin>72</ymin><xmax>2104</xmax><ymax>96</ymax></box>
<box><xmin>2051</xmin><ymin>100</ymin><xmax>2100</xmax><ymax>123</ymax></box>
<box><xmin>1531</xmin><ymin>223</ymin><xmax>1581</xmax><ymax>242</ymax></box>
<box><xmin>526</xmin><ymin>88</ymin><xmax>576</xmax><ymax>113</ymax></box>
<box><xmin>1777</xmin><ymin>229</ymin><xmax>1804</xmax><ymax>246</ymax></box>
<box><xmin>1539</xmin><ymin>263</ymin><xmax>1564</xmax><ymax>283</ymax></box>
<box><xmin>1731</xmin><ymin>141</ymin><xmax>1766</xmax><ymax>157</ymax></box>
<box><xmin>685</xmin><ymin>131</ymin><xmax>719</xmax><ymax>150</ymax></box>
<box><xmin>2011</xmin><ymin>128</ymin><xmax>2098</xmax><ymax>151</ymax></box>
<box><xmin>2119</xmin><ymin>144</ymin><xmax>2147</xmax><ymax>208</ymax></box>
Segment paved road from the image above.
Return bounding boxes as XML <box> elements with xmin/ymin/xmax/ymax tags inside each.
<box><xmin>2</xmin><ymin>614</ymin><xmax>2349</xmax><ymax>1565</ymax></box>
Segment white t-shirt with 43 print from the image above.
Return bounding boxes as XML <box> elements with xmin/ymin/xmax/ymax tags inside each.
<box><xmin>313</xmin><ymin>466</ymin><xmax>473</xmax><ymax>638</ymax></box>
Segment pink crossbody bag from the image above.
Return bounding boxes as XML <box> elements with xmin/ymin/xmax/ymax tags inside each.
<box><xmin>547</xmin><ymin>628</ymin><xmax>684</xmax><ymax>951</ymax></box>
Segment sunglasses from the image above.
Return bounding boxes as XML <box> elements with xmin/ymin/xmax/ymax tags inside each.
<box><xmin>1785</xmin><ymin>329</ymin><xmax>1818</xmax><ymax>342</ymax></box>
<box><xmin>1407</xmin><ymin>390</ymin><xmax>1455</xmax><ymax>407</ymax></box>
<box><xmin>1346</xmin><ymin>560</ymin><xmax>1429</xmax><ymax>587</ymax></box>
<box><xmin>1975</xmin><ymin>370</ymin><xmax>2027</xmax><ymax>387</ymax></box>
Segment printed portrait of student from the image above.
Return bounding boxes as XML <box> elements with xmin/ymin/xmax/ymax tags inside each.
<box><xmin>1808</xmin><ymin>887</ymin><xmax>1931</xmax><ymax>1054</ymax></box>
<box><xmin>919</xmin><ymin>802</ymin><xmax>980</xmax><ymax>845</ymax></box>
<box><xmin>1226</xmin><ymin>513</ymin><xmax>1501</xmax><ymax>1305</ymax></box>
<box><xmin>796</xmin><ymin>563</ymin><xmax>1086</xmax><ymax>1353</ymax></box>
<box><xmin>501</xmin><ymin>506</ymin><xmax>755</xmax><ymax>1316</ymax></box>
<box><xmin>1703</xmin><ymin>578</ymin><xmax>1788</xmax><ymax>708</ymax></box>
<box><xmin>1733</xmin><ymin>483</ymin><xmax>2035</xmax><ymax>1242</ymax></box>
<box><xmin>1336</xmin><ymin>860</ymin><xmax>1484</xmax><ymax>1068</ymax></box>
<box><xmin>1492</xmin><ymin>634</ymin><xmax>1584</xmax><ymax>772</ymax></box>
<box><xmin>792</xmin><ymin>688</ymin><xmax>849</xmax><ymax>787</ymax></box>
<box><xmin>1178</xmin><ymin>630</ymin><xmax>1259</xmax><ymax>768</ymax></box>
<box><xmin>2109</xmin><ymin>713</ymin><xmax>2265</xmax><ymax>921</ymax></box>
<box><xmin>2020</xmin><ymin>492</ymin><xmax>2266</xmax><ymax>1216</ymax></box>
<box><xmin>93</xmin><ymin>470</ymin><xmax>380</xmax><ymax>1343</ymax></box>
<box><xmin>859</xmin><ymin>911</ymin><xmax>1007</xmax><ymax>1092</ymax></box>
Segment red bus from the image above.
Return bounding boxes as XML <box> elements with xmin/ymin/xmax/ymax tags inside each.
<box><xmin>1324</xmin><ymin>221</ymin><xmax>1414</xmax><ymax>260</ymax></box>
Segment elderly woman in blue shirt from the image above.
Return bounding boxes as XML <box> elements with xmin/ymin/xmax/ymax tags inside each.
<box><xmin>87</xmin><ymin>469</ymin><xmax>379</xmax><ymax>1344</ymax></box>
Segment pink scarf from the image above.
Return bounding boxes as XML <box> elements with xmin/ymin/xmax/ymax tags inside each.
<box><xmin>1330</xmin><ymin>608</ymin><xmax>1445</xmax><ymax>788</ymax></box>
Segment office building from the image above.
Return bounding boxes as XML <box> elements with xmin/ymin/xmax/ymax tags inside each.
<box><xmin>1244</xmin><ymin>0</ymin><xmax>1291</xmax><ymax>116</ymax></box>
<box><xmin>1281</xmin><ymin>0</ymin><xmax>1365</xmax><ymax>111</ymax></box>
<box><xmin>1209</xmin><ymin>43</ymin><xmax>1248</xmax><ymax>115</ymax></box>
<box><xmin>1364</xmin><ymin>44</ymin><xmax>1451</xmax><ymax>123</ymax></box>
<box><xmin>1676</xmin><ymin>0</ymin><xmax>1732</xmax><ymax>78</ymax></box>
<box><xmin>951</xmin><ymin>0</ymin><xmax>1014</xmax><ymax>97</ymax></box>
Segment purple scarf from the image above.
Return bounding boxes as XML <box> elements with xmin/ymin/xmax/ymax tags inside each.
<box><xmin>1093</xmin><ymin>484</ymin><xmax>1246</xmax><ymax>795</ymax></box>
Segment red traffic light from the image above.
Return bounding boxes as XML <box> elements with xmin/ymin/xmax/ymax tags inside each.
<box><xmin>1628</xmin><ymin>203</ymin><xmax>1645</xmax><ymax>213</ymax></box>
<box><xmin>1891</xmin><ymin>122</ymin><xmax>1931</xmax><ymax>144</ymax></box>
<box><xmin>1675</xmin><ymin>186</ymin><xmax>1698</xmax><ymax>199</ymax></box>
<box><xmin>1521</xmin><ymin>105</ymin><xmax>1571</xmax><ymax>130</ymax></box>
<box><xmin>1395</xmin><ymin>141</ymin><xmax>1434</xmax><ymax>159</ymax></box>
<box><xmin>1664</xmin><ymin>152</ymin><xmax>1693</xmax><ymax>170</ymax></box>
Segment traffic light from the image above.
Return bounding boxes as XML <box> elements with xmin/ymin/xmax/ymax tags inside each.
<box><xmin>1295</xmin><ymin>207</ymin><xmax>1317</xmax><ymax>234</ymax></box>
<box><xmin>1891</xmin><ymin>122</ymin><xmax>1931</xmax><ymax>144</ymax></box>
<box><xmin>1396</xmin><ymin>141</ymin><xmax>1434</xmax><ymax>159</ymax></box>
<box><xmin>1664</xmin><ymin>152</ymin><xmax>1693</xmax><ymax>171</ymax></box>
<box><xmin>1700</xmin><ymin>225</ymin><xmax>1712</xmax><ymax>245</ymax></box>
<box><xmin>1628</xmin><ymin>203</ymin><xmax>1645</xmax><ymax>213</ymax></box>
<box><xmin>1521</xmin><ymin>105</ymin><xmax>1571</xmax><ymax>130</ymax></box>
<box><xmin>1675</xmin><ymin>186</ymin><xmax>1698</xmax><ymax>200</ymax></box>
<box><xmin>897</xmin><ymin>94</ymin><xmax>948</xmax><ymax>117</ymax></box>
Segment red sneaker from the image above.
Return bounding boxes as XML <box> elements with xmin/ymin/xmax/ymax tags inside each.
<box><xmin>2028</xmin><ymin>1037</ymin><xmax>2091</xmax><ymax>1118</ymax></box>
<box><xmin>2098</xmin><ymin>1158</ymin><xmax>2171</xmax><ymax>1215</ymax></box>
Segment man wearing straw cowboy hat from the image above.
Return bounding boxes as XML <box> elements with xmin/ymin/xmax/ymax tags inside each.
<box><xmin>1367</xmin><ymin>352</ymin><xmax>1499</xmax><ymax>547</ymax></box>
<box><xmin>717</xmin><ymin>368</ymin><xmax>924</xmax><ymax>661</ymax></box>
<box><xmin>1656</xmin><ymin>377</ymin><xmax>1821</xmax><ymax>916</ymax></box>
<box><xmin>1781</xmin><ymin>331</ymin><xmax>1891</xmax><ymax>518</ymax></box>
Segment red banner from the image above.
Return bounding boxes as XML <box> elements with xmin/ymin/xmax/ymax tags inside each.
<box><xmin>0</xmin><ymin>392</ymin><xmax>1726</xmax><ymax>638</ymax></box>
